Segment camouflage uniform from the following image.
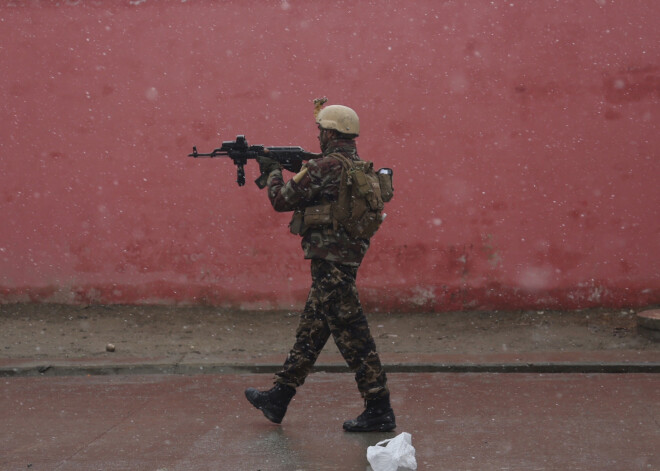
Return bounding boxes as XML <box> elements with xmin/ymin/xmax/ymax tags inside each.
<box><xmin>265</xmin><ymin>138</ymin><xmax>389</xmax><ymax>400</ymax></box>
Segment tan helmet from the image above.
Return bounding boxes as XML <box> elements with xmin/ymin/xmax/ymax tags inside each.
<box><xmin>316</xmin><ymin>104</ymin><xmax>360</xmax><ymax>136</ymax></box>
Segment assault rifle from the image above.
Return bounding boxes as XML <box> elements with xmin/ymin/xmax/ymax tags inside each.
<box><xmin>189</xmin><ymin>135</ymin><xmax>319</xmax><ymax>188</ymax></box>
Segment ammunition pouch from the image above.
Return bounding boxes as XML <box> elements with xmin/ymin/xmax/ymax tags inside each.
<box><xmin>289</xmin><ymin>205</ymin><xmax>333</xmax><ymax>235</ymax></box>
<box><xmin>304</xmin><ymin>204</ymin><xmax>333</xmax><ymax>227</ymax></box>
<box><xmin>289</xmin><ymin>210</ymin><xmax>307</xmax><ymax>235</ymax></box>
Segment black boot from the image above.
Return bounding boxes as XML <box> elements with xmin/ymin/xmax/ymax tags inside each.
<box><xmin>343</xmin><ymin>394</ymin><xmax>396</xmax><ymax>432</ymax></box>
<box><xmin>245</xmin><ymin>383</ymin><xmax>296</xmax><ymax>424</ymax></box>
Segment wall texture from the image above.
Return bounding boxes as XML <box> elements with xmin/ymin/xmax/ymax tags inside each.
<box><xmin>1</xmin><ymin>0</ymin><xmax>658</xmax><ymax>311</ymax></box>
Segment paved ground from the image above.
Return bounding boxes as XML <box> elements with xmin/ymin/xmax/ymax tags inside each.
<box><xmin>1</xmin><ymin>304</ymin><xmax>659</xmax><ymax>470</ymax></box>
<box><xmin>2</xmin><ymin>373</ymin><xmax>659</xmax><ymax>470</ymax></box>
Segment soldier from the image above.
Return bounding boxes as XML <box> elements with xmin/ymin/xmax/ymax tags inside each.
<box><xmin>244</xmin><ymin>101</ymin><xmax>395</xmax><ymax>432</ymax></box>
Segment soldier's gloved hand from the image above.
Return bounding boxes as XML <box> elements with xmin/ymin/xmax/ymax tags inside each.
<box><xmin>257</xmin><ymin>155</ymin><xmax>281</xmax><ymax>175</ymax></box>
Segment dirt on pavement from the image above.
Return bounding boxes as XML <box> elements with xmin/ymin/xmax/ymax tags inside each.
<box><xmin>1</xmin><ymin>304</ymin><xmax>657</xmax><ymax>362</ymax></box>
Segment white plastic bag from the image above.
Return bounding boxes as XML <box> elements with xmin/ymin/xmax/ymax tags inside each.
<box><xmin>367</xmin><ymin>432</ymin><xmax>417</xmax><ymax>471</ymax></box>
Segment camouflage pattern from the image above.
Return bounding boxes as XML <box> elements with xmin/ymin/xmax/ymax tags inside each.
<box><xmin>274</xmin><ymin>258</ymin><xmax>389</xmax><ymax>400</ymax></box>
<box><xmin>265</xmin><ymin>137</ymin><xmax>389</xmax><ymax>401</ymax></box>
<box><xmin>266</xmin><ymin>139</ymin><xmax>369</xmax><ymax>266</ymax></box>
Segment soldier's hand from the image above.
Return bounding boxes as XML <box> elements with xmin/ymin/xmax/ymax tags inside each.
<box><xmin>257</xmin><ymin>156</ymin><xmax>281</xmax><ymax>175</ymax></box>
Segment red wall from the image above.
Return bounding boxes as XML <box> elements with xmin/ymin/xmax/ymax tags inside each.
<box><xmin>1</xmin><ymin>1</ymin><xmax>658</xmax><ymax>311</ymax></box>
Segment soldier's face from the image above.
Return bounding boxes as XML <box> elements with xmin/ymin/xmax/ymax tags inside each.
<box><xmin>318</xmin><ymin>127</ymin><xmax>333</xmax><ymax>150</ymax></box>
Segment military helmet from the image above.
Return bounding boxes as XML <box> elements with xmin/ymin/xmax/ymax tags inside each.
<box><xmin>316</xmin><ymin>104</ymin><xmax>360</xmax><ymax>136</ymax></box>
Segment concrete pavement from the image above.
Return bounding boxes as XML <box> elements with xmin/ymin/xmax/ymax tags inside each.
<box><xmin>1</xmin><ymin>305</ymin><xmax>659</xmax><ymax>469</ymax></box>
<box><xmin>2</xmin><ymin>372</ymin><xmax>659</xmax><ymax>470</ymax></box>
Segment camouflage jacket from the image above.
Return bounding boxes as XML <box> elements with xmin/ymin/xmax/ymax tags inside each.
<box><xmin>265</xmin><ymin>138</ymin><xmax>370</xmax><ymax>266</ymax></box>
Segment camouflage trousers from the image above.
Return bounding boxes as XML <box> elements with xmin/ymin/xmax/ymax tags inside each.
<box><xmin>275</xmin><ymin>258</ymin><xmax>389</xmax><ymax>400</ymax></box>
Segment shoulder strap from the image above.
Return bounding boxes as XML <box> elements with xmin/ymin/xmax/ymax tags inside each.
<box><xmin>328</xmin><ymin>152</ymin><xmax>354</xmax><ymax>171</ymax></box>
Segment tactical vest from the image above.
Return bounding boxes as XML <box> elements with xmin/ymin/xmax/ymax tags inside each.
<box><xmin>290</xmin><ymin>153</ymin><xmax>394</xmax><ymax>239</ymax></box>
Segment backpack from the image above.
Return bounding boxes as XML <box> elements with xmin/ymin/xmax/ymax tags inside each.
<box><xmin>329</xmin><ymin>153</ymin><xmax>393</xmax><ymax>239</ymax></box>
<box><xmin>293</xmin><ymin>154</ymin><xmax>394</xmax><ymax>239</ymax></box>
